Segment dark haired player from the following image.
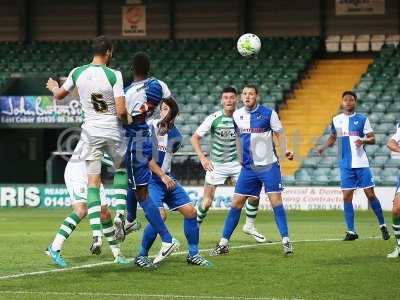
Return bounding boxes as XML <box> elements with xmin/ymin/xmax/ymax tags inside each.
<box><xmin>135</xmin><ymin>98</ymin><xmax>212</xmax><ymax>268</ymax></box>
<box><xmin>124</xmin><ymin>52</ymin><xmax>179</xmax><ymax>264</ymax></box>
<box><xmin>211</xmin><ymin>84</ymin><xmax>294</xmax><ymax>256</ymax></box>
<box><xmin>192</xmin><ymin>87</ymin><xmax>266</xmax><ymax>243</ymax></box>
<box><xmin>46</xmin><ymin>36</ymin><xmax>128</xmax><ymax>257</ymax></box>
<box><xmin>318</xmin><ymin>91</ymin><xmax>389</xmax><ymax>241</ymax></box>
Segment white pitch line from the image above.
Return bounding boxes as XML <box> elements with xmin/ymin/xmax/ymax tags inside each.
<box><xmin>0</xmin><ymin>290</ymin><xmax>295</xmax><ymax>300</ymax></box>
<box><xmin>0</xmin><ymin>236</ymin><xmax>380</xmax><ymax>281</ymax></box>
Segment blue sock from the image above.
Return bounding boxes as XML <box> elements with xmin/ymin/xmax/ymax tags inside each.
<box><xmin>222</xmin><ymin>207</ymin><xmax>242</xmax><ymax>240</ymax></box>
<box><xmin>343</xmin><ymin>202</ymin><xmax>355</xmax><ymax>232</ymax></box>
<box><xmin>139</xmin><ymin>198</ymin><xmax>172</xmax><ymax>243</ymax></box>
<box><xmin>273</xmin><ymin>204</ymin><xmax>289</xmax><ymax>238</ymax></box>
<box><xmin>126</xmin><ymin>188</ymin><xmax>137</xmax><ymax>223</ymax></box>
<box><xmin>370</xmin><ymin>197</ymin><xmax>385</xmax><ymax>225</ymax></box>
<box><xmin>139</xmin><ymin>224</ymin><xmax>157</xmax><ymax>257</ymax></box>
<box><xmin>184</xmin><ymin>217</ymin><xmax>199</xmax><ymax>256</ymax></box>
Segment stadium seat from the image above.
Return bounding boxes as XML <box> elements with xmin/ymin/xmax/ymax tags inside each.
<box><xmin>325</xmin><ymin>35</ymin><xmax>340</xmax><ymax>53</ymax></box>
<box><xmin>371</xmin><ymin>35</ymin><xmax>385</xmax><ymax>51</ymax></box>
<box><xmin>341</xmin><ymin>35</ymin><xmax>356</xmax><ymax>52</ymax></box>
<box><xmin>356</xmin><ymin>35</ymin><xmax>370</xmax><ymax>52</ymax></box>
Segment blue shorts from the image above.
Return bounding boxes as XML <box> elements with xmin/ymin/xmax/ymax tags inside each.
<box><xmin>148</xmin><ymin>177</ymin><xmax>191</xmax><ymax>211</ymax></box>
<box><xmin>125</xmin><ymin>135</ymin><xmax>153</xmax><ymax>190</ymax></box>
<box><xmin>340</xmin><ymin>167</ymin><xmax>375</xmax><ymax>190</ymax></box>
<box><xmin>234</xmin><ymin>162</ymin><xmax>283</xmax><ymax>197</ymax></box>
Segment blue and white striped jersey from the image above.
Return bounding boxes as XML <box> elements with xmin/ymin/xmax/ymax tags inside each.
<box><xmin>233</xmin><ymin>104</ymin><xmax>282</xmax><ymax>168</ymax></box>
<box><xmin>150</xmin><ymin>119</ymin><xmax>183</xmax><ymax>175</ymax></box>
<box><xmin>391</xmin><ymin>123</ymin><xmax>400</xmax><ymax>143</ymax></box>
<box><xmin>124</xmin><ymin>77</ymin><xmax>171</xmax><ymax>137</ymax></box>
<box><xmin>331</xmin><ymin>112</ymin><xmax>373</xmax><ymax>169</ymax></box>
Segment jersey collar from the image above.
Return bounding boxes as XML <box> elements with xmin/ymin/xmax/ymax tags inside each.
<box><xmin>343</xmin><ymin>112</ymin><xmax>356</xmax><ymax>118</ymax></box>
<box><xmin>245</xmin><ymin>104</ymin><xmax>259</xmax><ymax>113</ymax></box>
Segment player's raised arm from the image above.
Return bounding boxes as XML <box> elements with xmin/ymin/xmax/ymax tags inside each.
<box><xmin>46</xmin><ymin>77</ymin><xmax>69</xmax><ymax>100</ymax></box>
<box><xmin>191</xmin><ymin>115</ymin><xmax>214</xmax><ymax>172</ymax></box>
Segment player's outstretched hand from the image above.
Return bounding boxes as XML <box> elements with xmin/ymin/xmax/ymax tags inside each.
<box><xmin>161</xmin><ymin>174</ymin><xmax>176</xmax><ymax>191</ymax></box>
<box><xmin>46</xmin><ymin>77</ymin><xmax>59</xmax><ymax>92</ymax></box>
<box><xmin>285</xmin><ymin>151</ymin><xmax>294</xmax><ymax>161</ymax></box>
<box><xmin>354</xmin><ymin>139</ymin><xmax>363</xmax><ymax>148</ymax></box>
<box><xmin>200</xmin><ymin>157</ymin><xmax>214</xmax><ymax>172</ymax></box>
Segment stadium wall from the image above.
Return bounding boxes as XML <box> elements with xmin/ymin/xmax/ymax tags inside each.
<box><xmin>326</xmin><ymin>0</ymin><xmax>399</xmax><ymax>35</ymax></box>
<box><xmin>0</xmin><ymin>0</ymin><xmax>399</xmax><ymax>42</ymax></box>
<box><xmin>0</xmin><ymin>185</ymin><xmax>396</xmax><ymax>211</ymax></box>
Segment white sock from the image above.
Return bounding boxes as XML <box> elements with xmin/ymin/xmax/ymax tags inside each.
<box><xmin>110</xmin><ymin>246</ymin><xmax>120</xmax><ymax>258</ymax></box>
<box><xmin>51</xmin><ymin>234</ymin><xmax>65</xmax><ymax>252</ymax></box>
<box><xmin>219</xmin><ymin>238</ymin><xmax>229</xmax><ymax>246</ymax></box>
<box><xmin>245</xmin><ymin>216</ymin><xmax>255</xmax><ymax>227</ymax></box>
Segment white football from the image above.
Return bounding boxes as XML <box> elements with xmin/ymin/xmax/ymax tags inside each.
<box><xmin>237</xmin><ymin>33</ymin><xmax>261</xmax><ymax>57</ymax></box>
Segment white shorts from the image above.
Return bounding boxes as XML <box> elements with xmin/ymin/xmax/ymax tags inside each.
<box><xmin>79</xmin><ymin>132</ymin><xmax>126</xmax><ymax>168</ymax></box>
<box><xmin>64</xmin><ymin>160</ymin><xmax>109</xmax><ymax>206</ymax></box>
<box><xmin>205</xmin><ymin>161</ymin><xmax>242</xmax><ymax>186</ymax></box>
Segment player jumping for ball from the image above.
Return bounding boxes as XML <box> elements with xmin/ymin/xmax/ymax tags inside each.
<box><xmin>124</xmin><ymin>52</ymin><xmax>179</xmax><ymax>264</ymax></box>
<box><xmin>45</xmin><ymin>142</ymin><xmax>131</xmax><ymax>267</ymax></box>
<box><xmin>46</xmin><ymin>36</ymin><xmax>129</xmax><ymax>254</ymax></box>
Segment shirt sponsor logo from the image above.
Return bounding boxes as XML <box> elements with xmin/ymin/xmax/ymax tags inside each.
<box><xmin>158</xmin><ymin>145</ymin><xmax>167</xmax><ymax>152</ymax></box>
<box><xmin>239</xmin><ymin>128</ymin><xmax>268</xmax><ymax>133</ymax></box>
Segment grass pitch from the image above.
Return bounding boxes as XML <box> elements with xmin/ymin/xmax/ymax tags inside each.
<box><xmin>0</xmin><ymin>209</ymin><xmax>398</xmax><ymax>300</ymax></box>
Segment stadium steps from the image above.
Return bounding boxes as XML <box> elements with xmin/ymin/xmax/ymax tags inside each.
<box><xmin>279</xmin><ymin>58</ymin><xmax>372</xmax><ymax>176</ymax></box>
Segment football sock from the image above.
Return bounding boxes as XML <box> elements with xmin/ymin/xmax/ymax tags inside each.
<box><xmin>393</xmin><ymin>216</ymin><xmax>400</xmax><ymax>246</ymax></box>
<box><xmin>273</xmin><ymin>204</ymin><xmax>289</xmax><ymax>238</ymax></box>
<box><xmin>184</xmin><ymin>217</ymin><xmax>199</xmax><ymax>256</ymax></box>
<box><xmin>126</xmin><ymin>188</ymin><xmax>137</xmax><ymax>223</ymax></box>
<box><xmin>139</xmin><ymin>198</ymin><xmax>172</xmax><ymax>243</ymax></box>
<box><xmin>343</xmin><ymin>202</ymin><xmax>355</xmax><ymax>233</ymax></box>
<box><xmin>245</xmin><ymin>200</ymin><xmax>258</xmax><ymax>226</ymax></box>
<box><xmin>139</xmin><ymin>224</ymin><xmax>157</xmax><ymax>257</ymax></box>
<box><xmin>51</xmin><ymin>212</ymin><xmax>82</xmax><ymax>251</ymax></box>
<box><xmin>222</xmin><ymin>207</ymin><xmax>242</xmax><ymax>240</ymax></box>
<box><xmin>369</xmin><ymin>197</ymin><xmax>385</xmax><ymax>226</ymax></box>
<box><xmin>102</xmin><ymin>219</ymin><xmax>120</xmax><ymax>258</ymax></box>
<box><xmin>197</xmin><ymin>203</ymin><xmax>209</xmax><ymax>224</ymax></box>
<box><xmin>87</xmin><ymin>187</ymin><xmax>102</xmax><ymax>237</ymax></box>
<box><xmin>113</xmin><ymin>169</ymin><xmax>128</xmax><ymax>217</ymax></box>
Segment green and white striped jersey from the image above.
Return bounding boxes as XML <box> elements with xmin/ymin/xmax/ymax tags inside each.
<box><xmin>62</xmin><ymin>63</ymin><xmax>124</xmax><ymax>139</ymax></box>
<box><xmin>195</xmin><ymin>110</ymin><xmax>237</xmax><ymax>163</ymax></box>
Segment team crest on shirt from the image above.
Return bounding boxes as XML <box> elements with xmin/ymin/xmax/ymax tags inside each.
<box><xmin>354</xmin><ymin>121</ymin><xmax>359</xmax><ymax>125</ymax></box>
<box><xmin>240</xmin><ymin>116</ymin><xmax>243</xmax><ymax>120</ymax></box>
<box><xmin>256</xmin><ymin>113</ymin><xmax>262</xmax><ymax>119</ymax></box>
